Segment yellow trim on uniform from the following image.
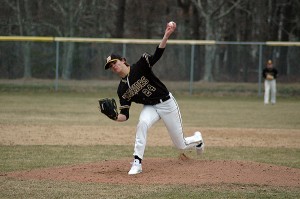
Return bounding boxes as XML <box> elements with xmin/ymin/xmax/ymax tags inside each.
<box><xmin>119</xmin><ymin>105</ymin><xmax>130</xmax><ymax>109</ymax></box>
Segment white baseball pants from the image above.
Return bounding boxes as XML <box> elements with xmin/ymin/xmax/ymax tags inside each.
<box><xmin>264</xmin><ymin>79</ymin><xmax>276</xmax><ymax>104</ymax></box>
<box><xmin>133</xmin><ymin>93</ymin><xmax>200</xmax><ymax>159</ymax></box>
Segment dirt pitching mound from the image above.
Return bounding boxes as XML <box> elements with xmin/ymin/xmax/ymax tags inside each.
<box><xmin>7</xmin><ymin>156</ymin><xmax>300</xmax><ymax>187</ymax></box>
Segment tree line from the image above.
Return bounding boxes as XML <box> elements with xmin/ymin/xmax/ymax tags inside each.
<box><xmin>1</xmin><ymin>0</ymin><xmax>299</xmax><ymax>81</ymax></box>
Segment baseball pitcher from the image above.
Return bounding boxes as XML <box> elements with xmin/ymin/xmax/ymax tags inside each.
<box><xmin>99</xmin><ymin>21</ymin><xmax>204</xmax><ymax>175</ymax></box>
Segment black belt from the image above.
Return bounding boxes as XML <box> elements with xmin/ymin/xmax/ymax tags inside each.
<box><xmin>145</xmin><ymin>95</ymin><xmax>170</xmax><ymax>105</ymax></box>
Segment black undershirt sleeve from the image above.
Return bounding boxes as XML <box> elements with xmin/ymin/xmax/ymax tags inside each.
<box><xmin>148</xmin><ymin>46</ymin><xmax>165</xmax><ymax>66</ymax></box>
<box><xmin>120</xmin><ymin>108</ymin><xmax>129</xmax><ymax>120</ymax></box>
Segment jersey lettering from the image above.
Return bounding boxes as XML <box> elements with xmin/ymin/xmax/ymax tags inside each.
<box><xmin>147</xmin><ymin>84</ymin><xmax>156</xmax><ymax>92</ymax></box>
<box><xmin>122</xmin><ymin>76</ymin><xmax>156</xmax><ymax>101</ymax></box>
<box><xmin>142</xmin><ymin>89</ymin><xmax>152</xmax><ymax>97</ymax></box>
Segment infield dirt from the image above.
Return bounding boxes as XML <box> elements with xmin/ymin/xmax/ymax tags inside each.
<box><xmin>6</xmin><ymin>157</ymin><xmax>300</xmax><ymax>187</ymax></box>
<box><xmin>1</xmin><ymin>125</ymin><xmax>299</xmax><ymax>148</ymax></box>
<box><xmin>2</xmin><ymin>125</ymin><xmax>300</xmax><ymax>187</ymax></box>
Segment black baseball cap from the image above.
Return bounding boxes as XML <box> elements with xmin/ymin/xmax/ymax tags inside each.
<box><xmin>104</xmin><ymin>54</ymin><xmax>123</xmax><ymax>70</ymax></box>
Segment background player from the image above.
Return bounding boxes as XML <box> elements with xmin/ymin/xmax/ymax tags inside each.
<box><xmin>262</xmin><ymin>59</ymin><xmax>278</xmax><ymax>105</ymax></box>
<box><xmin>103</xmin><ymin>21</ymin><xmax>204</xmax><ymax>175</ymax></box>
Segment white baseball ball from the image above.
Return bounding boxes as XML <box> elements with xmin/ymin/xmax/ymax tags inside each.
<box><xmin>168</xmin><ymin>21</ymin><xmax>175</xmax><ymax>27</ymax></box>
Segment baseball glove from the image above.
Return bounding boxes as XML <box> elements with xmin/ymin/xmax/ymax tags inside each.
<box><xmin>266</xmin><ymin>74</ymin><xmax>274</xmax><ymax>80</ymax></box>
<box><xmin>99</xmin><ymin>98</ymin><xmax>118</xmax><ymax>120</ymax></box>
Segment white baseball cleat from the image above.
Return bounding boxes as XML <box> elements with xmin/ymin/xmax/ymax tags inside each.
<box><xmin>194</xmin><ymin>131</ymin><xmax>205</xmax><ymax>155</ymax></box>
<box><xmin>193</xmin><ymin>131</ymin><xmax>202</xmax><ymax>143</ymax></box>
<box><xmin>196</xmin><ymin>141</ymin><xmax>205</xmax><ymax>155</ymax></box>
<box><xmin>128</xmin><ymin>159</ymin><xmax>142</xmax><ymax>175</ymax></box>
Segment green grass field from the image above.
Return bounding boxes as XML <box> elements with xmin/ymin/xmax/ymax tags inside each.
<box><xmin>0</xmin><ymin>80</ymin><xmax>300</xmax><ymax>198</ymax></box>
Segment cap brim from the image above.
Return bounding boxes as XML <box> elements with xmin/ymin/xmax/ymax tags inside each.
<box><xmin>104</xmin><ymin>62</ymin><xmax>111</xmax><ymax>70</ymax></box>
<box><xmin>104</xmin><ymin>59</ymin><xmax>119</xmax><ymax>70</ymax></box>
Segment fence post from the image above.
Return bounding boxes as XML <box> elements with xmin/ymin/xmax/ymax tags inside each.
<box><xmin>258</xmin><ymin>44</ymin><xmax>263</xmax><ymax>96</ymax></box>
<box><xmin>189</xmin><ymin>44</ymin><xmax>195</xmax><ymax>95</ymax></box>
<box><xmin>55</xmin><ymin>41</ymin><xmax>59</xmax><ymax>91</ymax></box>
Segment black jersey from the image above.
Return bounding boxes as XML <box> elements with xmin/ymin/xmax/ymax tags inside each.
<box><xmin>118</xmin><ymin>46</ymin><xmax>169</xmax><ymax>112</ymax></box>
<box><xmin>262</xmin><ymin>67</ymin><xmax>278</xmax><ymax>79</ymax></box>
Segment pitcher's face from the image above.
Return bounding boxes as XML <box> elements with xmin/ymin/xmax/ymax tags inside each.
<box><xmin>110</xmin><ymin>60</ymin><xmax>125</xmax><ymax>74</ymax></box>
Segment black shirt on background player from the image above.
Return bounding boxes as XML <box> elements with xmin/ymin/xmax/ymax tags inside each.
<box><xmin>262</xmin><ymin>67</ymin><xmax>278</xmax><ymax>80</ymax></box>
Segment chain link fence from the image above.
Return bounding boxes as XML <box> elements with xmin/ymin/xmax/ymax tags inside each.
<box><xmin>1</xmin><ymin>38</ymin><xmax>299</xmax><ymax>90</ymax></box>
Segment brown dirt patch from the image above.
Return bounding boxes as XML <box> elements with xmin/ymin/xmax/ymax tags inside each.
<box><xmin>2</xmin><ymin>125</ymin><xmax>300</xmax><ymax>187</ymax></box>
<box><xmin>6</xmin><ymin>156</ymin><xmax>300</xmax><ymax>187</ymax></box>
<box><xmin>1</xmin><ymin>125</ymin><xmax>300</xmax><ymax>148</ymax></box>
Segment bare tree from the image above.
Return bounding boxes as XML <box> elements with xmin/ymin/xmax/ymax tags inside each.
<box><xmin>4</xmin><ymin>0</ymin><xmax>34</xmax><ymax>78</ymax></box>
<box><xmin>49</xmin><ymin>0</ymin><xmax>86</xmax><ymax>79</ymax></box>
<box><xmin>1</xmin><ymin>0</ymin><xmax>300</xmax><ymax>81</ymax></box>
<box><xmin>191</xmin><ymin>0</ymin><xmax>242</xmax><ymax>81</ymax></box>
<box><xmin>111</xmin><ymin>0</ymin><xmax>126</xmax><ymax>38</ymax></box>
